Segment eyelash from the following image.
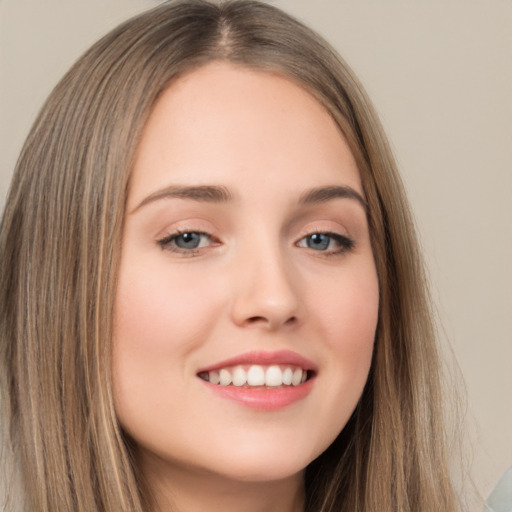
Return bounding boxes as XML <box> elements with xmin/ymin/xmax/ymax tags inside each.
<box><xmin>157</xmin><ymin>229</ymin><xmax>215</xmax><ymax>256</ymax></box>
<box><xmin>296</xmin><ymin>231</ymin><xmax>355</xmax><ymax>256</ymax></box>
<box><xmin>157</xmin><ymin>230</ymin><xmax>355</xmax><ymax>257</ymax></box>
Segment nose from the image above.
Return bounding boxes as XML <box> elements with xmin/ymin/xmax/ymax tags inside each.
<box><xmin>229</xmin><ymin>244</ymin><xmax>301</xmax><ymax>331</ymax></box>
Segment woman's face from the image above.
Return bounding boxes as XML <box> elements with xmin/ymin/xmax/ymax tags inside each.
<box><xmin>113</xmin><ymin>62</ymin><xmax>379</xmax><ymax>486</ymax></box>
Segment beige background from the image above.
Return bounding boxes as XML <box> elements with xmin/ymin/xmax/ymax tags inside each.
<box><xmin>1</xmin><ymin>0</ymin><xmax>511</xmax><ymax>505</ymax></box>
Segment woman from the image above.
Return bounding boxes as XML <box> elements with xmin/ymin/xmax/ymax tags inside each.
<box><xmin>0</xmin><ymin>1</ymin><xmax>461</xmax><ymax>510</ymax></box>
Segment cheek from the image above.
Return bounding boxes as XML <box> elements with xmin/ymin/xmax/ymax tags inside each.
<box><xmin>111</xmin><ymin>261</ymin><xmax>223</xmax><ymax>417</ymax></box>
<box><xmin>307</xmin><ymin>261</ymin><xmax>378</xmax><ymax>400</ymax></box>
<box><xmin>114</xmin><ymin>262</ymin><xmax>221</xmax><ymax>352</ymax></box>
<box><xmin>309</xmin><ymin>261</ymin><xmax>379</xmax><ymax>348</ymax></box>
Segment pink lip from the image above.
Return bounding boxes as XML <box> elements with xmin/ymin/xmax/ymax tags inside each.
<box><xmin>197</xmin><ymin>350</ymin><xmax>317</xmax><ymax>411</ymax></box>
<box><xmin>203</xmin><ymin>379</ymin><xmax>315</xmax><ymax>411</ymax></box>
<box><xmin>197</xmin><ymin>350</ymin><xmax>318</xmax><ymax>373</ymax></box>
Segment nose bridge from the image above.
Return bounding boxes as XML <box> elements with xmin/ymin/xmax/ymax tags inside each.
<box><xmin>230</xmin><ymin>229</ymin><xmax>300</xmax><ymax>329</ymax></box>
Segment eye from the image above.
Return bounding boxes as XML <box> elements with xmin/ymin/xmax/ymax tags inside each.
<box><xmin>157</xmin><ymin>231</ymin><xmax>215</xmax><ymax>254</ymax></box>
<box><xmin>297</xmin><ymin>232</ymin><xmax>354</xmax><ymax>254</ymax></box>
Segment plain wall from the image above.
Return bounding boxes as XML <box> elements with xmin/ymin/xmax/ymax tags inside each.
<box><xmin>1</xmin><ymin>0</ymin><xmax>511</xmax><ymax>505</ymax></box>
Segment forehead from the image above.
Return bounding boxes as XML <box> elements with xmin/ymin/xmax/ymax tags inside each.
<box><xmin>129</xmin><ymin>61</ymin><xmax>362</xmax><ymax>206</ymax></box>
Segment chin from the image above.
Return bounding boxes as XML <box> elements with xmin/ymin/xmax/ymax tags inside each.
<box><xmin>195</xmin><ymin>439</ymin><xmax>321</xmax><ymax>483</ymax></box>
<box><xmin>206</xmin><ymin>457</ymin><xmax>309</xmax><ymax>484</ymax></box>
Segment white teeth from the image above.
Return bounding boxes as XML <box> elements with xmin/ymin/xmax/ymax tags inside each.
<box><xmin>247</xmin><ymin>365</ymin><xmax>265</xmax><ymax>386</ymax></box>
<box><xmin>232</xmin><ymin>366</ymin><xmax>247</xmax><ymax>387</ymax></box>
<box><xmin>219</xmin><ymin>369</ymin><xmax>232</xmax><ymax>386</ymax></box>
<box><xmin>282</xmin><ymin>367</ymin><xmax>293</xmax><ymax>385</ymax></box>
<box><xmin>292</xmin><ymin>368</ymin><xmax>303</xmax><ymax>386</ymax></box>
<box><xmin>204</xmin><ymin>364</ymin><xmax>309</xmax><ymax>387</ymax></box>
<box><xmin>265</xmin><ymin>365</ymin><xmax>282</xmax><ymax>387</ymax></box>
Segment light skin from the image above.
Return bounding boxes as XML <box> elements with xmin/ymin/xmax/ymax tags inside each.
<box><xmin>113</xmin><ymin>62</ymin><xmax>379</xmax><ymax>512</ymax></box>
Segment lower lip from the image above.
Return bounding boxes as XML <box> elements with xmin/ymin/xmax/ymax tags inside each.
<box><xmin>201</xmin><ymin>378</ymin><xmax>314</xmax><ymax>411</ymax></box>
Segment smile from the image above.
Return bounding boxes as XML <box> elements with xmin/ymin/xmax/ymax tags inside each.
<box><xmin>198</xmin><ymin>364</ymin><xmax>309</xmax><ymax>388</ymax></box>
<box><xmin>196</xmin><ymin>351</ymin><xmax>316</xmax><ymax>410</ymax></box>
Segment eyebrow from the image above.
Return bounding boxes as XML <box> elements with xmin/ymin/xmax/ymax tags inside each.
<box><xmin>131</xmin><ymin>185</ymin><xmax>233</xmax><ymax>213</ymax></box>
<box><xmin>131</xmin><ymin>183</ymin><xmax>366</xmax><ymax>214</ymax></box>
<box><xmin>298</xmin><ymin>185</ymin><xmax>367</xmax><ymax>209</ymax></box>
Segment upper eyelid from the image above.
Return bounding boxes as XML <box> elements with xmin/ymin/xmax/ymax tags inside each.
<box><xmin>296</xmin><ymin>231</ymin><xmax>354</xmax><ymax>244</ymax></box>
<box><xmin>158</xmin><ymin>229</ymin><xmax>213</xmax><ymax>243</ymax></box>
<box><xmin>156</xmin><ymin>223</ymin><xmax>215</xmax><ymax>239</ymax></box>
<box><xmin>295</xmin><ymin>223</ymin><xmax>352</xmax><ymax>240</ymax></box>
<box><xmin>156</xmin><ymin>223</ymin><xmax>353</xmax><ymax>240</ymax></box>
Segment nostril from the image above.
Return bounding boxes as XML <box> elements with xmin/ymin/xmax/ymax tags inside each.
<box><xmin>246</xmin><ymin>316</ymin><xmax>267</xmax><ymax>324</ymax></box>
<box><xmin>245</xmin><ymin>315</ymin><xmax>297</xmax><ymax>328</ymax></box>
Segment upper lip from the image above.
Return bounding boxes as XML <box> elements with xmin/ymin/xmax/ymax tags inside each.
<box><xmin>197</xmin><ymin>350</ymin><xmax>318</xmax><ymax>373</ymax></box>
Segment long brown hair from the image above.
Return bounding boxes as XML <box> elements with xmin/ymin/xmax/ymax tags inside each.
<box><xmin>0</xmin><ymin>1</ymin><xmax>460</xmax><ymax>510</ymax></box>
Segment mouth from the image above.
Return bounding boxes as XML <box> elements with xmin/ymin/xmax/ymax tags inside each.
<box><xmin>198</xmin><ymin>364</ymin><xmax>312</xmax><ymax>388</ymax></box>
<box><xmin>196</xmin><ymin>351</ymin><xmax>316</xmax><ymax>410</ymax></box>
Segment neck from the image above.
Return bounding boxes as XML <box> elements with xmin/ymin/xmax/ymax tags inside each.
<box><xmin>139</xmin><ymin>453</ymin><xmax>305</xmax><ymax>512</ymax></box>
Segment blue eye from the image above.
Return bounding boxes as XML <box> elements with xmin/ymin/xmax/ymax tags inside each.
<box><xmin>174</xmin><ymin>232</ymin><xmax>203</xmax><ymax>249</ymax></box>
<box><xmin>158</xmin><ymin>231</ymin><xmax>213</xmax><ymax>253</ymax></box>
<box><xmin>306</xmin><ymin>233</ymin><xmax>331</xmax><ymax>250</ymax></box>
<box><xmin>298</xmin><ymin>232</ymin><xmax>354</xmax><ymax>253</ymax></box>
